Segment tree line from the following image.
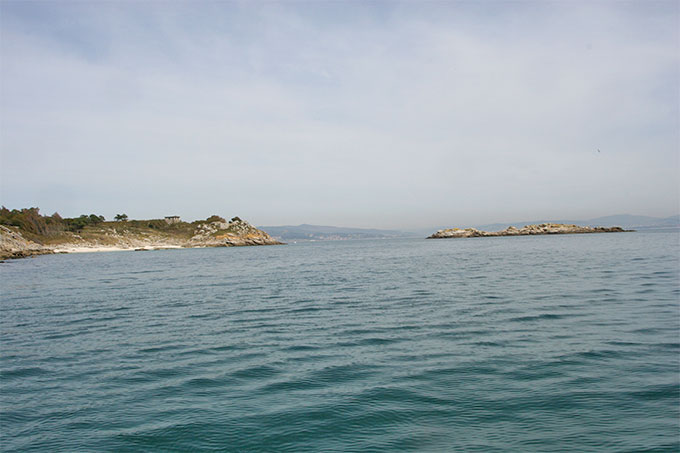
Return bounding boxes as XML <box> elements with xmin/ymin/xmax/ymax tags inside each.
<box><xmin>0</xmin><ymin>207</ymin><xmax>109</xmax><ymax>235</ymax></box>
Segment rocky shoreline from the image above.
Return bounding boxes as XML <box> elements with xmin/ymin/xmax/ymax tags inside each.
<box><xmin>1</xmin><ymin>216</ymin><xmax>633</xmax><ymax>260</ymax></box>
<box><xmin>428</xmin><ymin>223</ymin><xmax>629</xmax><ymax>239</ymax></box>
<box><xmin>0</xmin><ymin>217</ymin><xmax>282</xmax><ymax>261</ymax></box>
<box><xmin>0</xmin><ymin>225</ymin><xmax>55</xmax><ymax>260</ymax></box>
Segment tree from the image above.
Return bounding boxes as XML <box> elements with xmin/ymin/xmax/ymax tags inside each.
<box><xmin>114</xmin><ymin>214</ymin><xmax>128</xmax><ymax>222</ymax></box>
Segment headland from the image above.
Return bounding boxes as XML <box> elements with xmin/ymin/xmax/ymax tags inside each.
<box><xmin>0</xmin><ymin>208</ymin><xmax>282</xmax><ymax>260</ymax></box>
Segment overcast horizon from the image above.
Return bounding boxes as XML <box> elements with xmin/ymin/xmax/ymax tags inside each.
<box><xmin>1</xmin><ymin>1</ymin><xmax>678</xmax><ymax>230</ymax></box>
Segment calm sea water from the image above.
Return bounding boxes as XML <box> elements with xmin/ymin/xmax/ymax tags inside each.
<box><xmin>1</xmin><ymin>231</ymin><xmax>678</xmax><ymax>452</ymax></box>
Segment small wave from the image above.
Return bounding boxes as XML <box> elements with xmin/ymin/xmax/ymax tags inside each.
<box><xmin>508</xmin><ymin>313</ymin><xmax>579</xmax><ymax>322</ymax></box>
<box><xmin>627</xmin><ymin>383</ymin><xmax>679</xmax><ymax>401</ymax></box>
<box><xmin>557</xmin><ymin>349</ymin><xmax>630</xmax><ymax>362</ymax></box>
<box><xmin>138</xmin><ymin>343</ymin><xmax>186</xmax><ymax>354</ymax></box>
<box><xmin>288</xmin><ymin>306</ymin><xmax>324</xmax><ymax>314</ymax></box>
<box><xmin>336</xmin><ymin>337</ymin><xmax>402</xmax><ymax>347</ymax></box>
<box><xmin>231</xmin><ymin>364</ymin><xmax>281</xmax><ymax>380</ymax></box>
<box><xmin>1</xmin><ymin>366</ymin><xmax>49</xmax><ymax>379</ymax></box>
<box><xmin>43</xmin><ymin>331</ymin><xmax>80</xmax><ymax>340</ymax></box>
<box><xmin>282</xmin><ymin>344</ymin><xmax>320</xmax><ymax>352</ymax></box>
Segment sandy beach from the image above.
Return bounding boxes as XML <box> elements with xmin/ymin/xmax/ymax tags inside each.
<box><xmin>52</xmin><ymin>245</ymin><xmax>185</xmax><ymax>254</ymax></box>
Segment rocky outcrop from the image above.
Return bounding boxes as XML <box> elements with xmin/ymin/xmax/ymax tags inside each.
<box><xmin>0</xmin><ymin>225</ymin><xmax>54</xmax><ymax>260</ymax></box>
<box><xmin>0</xmin><ymin>216</ymin><xmax>282</xmax><ymax>260</ymax></box>
<box><xmin>428</xmin><ymin>223</ymin><xmax>627</xmax><ymax>239</ymax></box>
<box><xmin>189</xmin><ymin>217</ymin><xmax>282</xmax><ymax>247</ymax></box>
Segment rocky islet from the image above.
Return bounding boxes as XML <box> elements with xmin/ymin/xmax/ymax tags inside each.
<box><xmin>428</xmin><ymin>223</ymin><xmax>628</xmax><ymax>239</ymax></box>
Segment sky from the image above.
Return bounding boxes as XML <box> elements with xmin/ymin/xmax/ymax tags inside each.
<box><xmin>1</xmin><ymin>1</ymin><xmax>678</xmax><ymax>229</ymax></box>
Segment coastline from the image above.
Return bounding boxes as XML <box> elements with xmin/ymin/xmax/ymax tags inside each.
<box><xmin>52</xmin><ymin>244</ymin><xmax>186</xmax><ymax>254</ymax></box>
<box><xmin>0</xmin><ymin>216</ymin><xmax>283</xmax><ymax>261</ymax></box>
<box><xmin>2</xmin><ymin>241</ymin><xmax>284</xmax><ymax>261</ymax></box>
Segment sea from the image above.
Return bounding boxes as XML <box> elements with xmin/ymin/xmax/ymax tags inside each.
<box><xmin>1</xmin><ymin>231</ymin><xmax>678</xmax><ymax>452</ymax></box>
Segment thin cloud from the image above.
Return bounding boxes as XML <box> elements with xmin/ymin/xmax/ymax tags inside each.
<box><xmin>1</xmin><ymin>1</ymin><xmax>677</xmax><ymax>228</ymax></box>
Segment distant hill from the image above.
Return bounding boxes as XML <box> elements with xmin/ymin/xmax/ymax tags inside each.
<box><xmin>409</xmin><ymin>214</ymin><xmax>679</xmax><ymax>237</ymax></box>
<box><xmin>474</xmin><ymin>215</ymin><xmax>679</xmax><ymax>231</ymax></box>
<box><xmin>258</xmin><ymin>224</ymin><xmax>416</xmax><ymax>241</ymax></box>
<box><xmin>262</xmin><ymin>215</ymin><xmax>679</xmax><ymax>241</ymax></box>
<box><xmin>424</xmin><ymin>214</ymin><xmax>679</xmax><ymax>234</ymax></box>
<box><xmin>584</xmin><ymin>214</ymin><xmax>679</xmax><ymax>228</ymax></box>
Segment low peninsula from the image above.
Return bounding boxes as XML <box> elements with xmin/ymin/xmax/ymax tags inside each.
<box><xmin>0</xmin><ymin>208</ymin><xmax>282</xmax><ymax>260</ymax></box>
<box><xmin>428</xmin><ymin>223</ymin><xmax>628</xmax><ymax>239</ymax></box>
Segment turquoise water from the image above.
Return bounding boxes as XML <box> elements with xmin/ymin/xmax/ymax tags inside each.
<box><xmin>1</xmin><ymin>232</ymin><xmax>678</xmax><ymax>452</ymax></box>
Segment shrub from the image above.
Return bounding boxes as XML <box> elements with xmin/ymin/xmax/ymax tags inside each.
<box><xmin>0</xmin><ymin>207</ymin><xmax>106</xmax><ymax>234</ymax></box>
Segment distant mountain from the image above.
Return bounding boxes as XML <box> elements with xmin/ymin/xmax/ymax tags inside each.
<box><xmin>464</xmin><ymin>214</ymin><xmax>679</xmax><ymax>232</ymax></box>
<box><xmin>258</xmin><ymin>224</ymin><xmax>416</xmax><ymax>241</ymax></box>
<box><xmin>260</xmin><ymin>215</ymin><xmax>679</xmax><ymax>241</ymax></box>
<box><xmin>585</xmin><ymin>214</ymin><xmax>679</xmax><ymax>228</ymax></box>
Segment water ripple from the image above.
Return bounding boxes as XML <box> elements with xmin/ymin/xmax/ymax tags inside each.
<box><xmin>1</xmin><ymin>232</ymin><xmax>679</xmax><ymax>452</ymax></box>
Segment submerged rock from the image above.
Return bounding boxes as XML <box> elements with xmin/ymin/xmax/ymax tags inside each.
<box><xmin>427</xmin><ymin>223</ymin><xmax>627</xmax><ymax>239</ymax></box>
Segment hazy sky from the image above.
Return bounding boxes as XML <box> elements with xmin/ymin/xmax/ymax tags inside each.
<box><xmin>1</xmin><ymin>1</ymin><xmax>678</xmax><ymax>229</ymax></box>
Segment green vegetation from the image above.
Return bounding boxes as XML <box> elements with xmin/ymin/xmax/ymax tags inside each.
<box><xmin>65</xmin><ymin>214</ymin><xmax>106</xmax><ymax>231</ymax></box>
<box><xmin>0</xmin><ymin>207</ymin><xmax>59</xmax><ymax>236</ymax></box>
<box><xmin>0</xmin><ymin>207</ymin><xmax>107</xmax><ymax>238</ymax></box>
<box><xmin>124</xmin><ymin>219</ymin><xmax>196</xmax><ymax>237</ymax></box>
<box><xmin>0</xmin><ymin>208</ymin><xmax>279</xmax><ymax>255</ymax></box>
<box><xmin>0</xmin><ymin>208</ymin><xmax>250</xmax><ymax>245</ymax></box>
